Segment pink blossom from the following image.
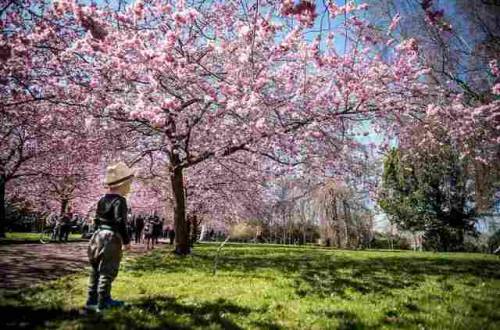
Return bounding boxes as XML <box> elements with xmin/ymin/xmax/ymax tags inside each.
<box><xmin>490</xmin><ymin>59</ymin><xmax>499</xmax><ymax>77</ymax></box>
<box><xmin>492</xmin><ymin>83</ymin><xmax>500</xmax><ymax>95</ymax></box>
<box><xmin>162</xmin><ymin>98</ymin><xmax>177</xmax><ymax>110</ymax></box>
<box><xmin>255</xmin><ymin>118</ymin><xmax>266</xmax><ymax>130</ymax></box>
<box><xmin>133</xmin><ymin>0</ymin><xmax>144</xmax><ymax>18</ymax></box>
<box><xmin>165</xmin><ymin>31</ymin><xmax>177</xmax><ymax>48</ymax></box>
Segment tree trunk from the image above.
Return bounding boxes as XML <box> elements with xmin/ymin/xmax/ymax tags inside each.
<box><xmin>60</xmin><ymin>198</ymin><xmax>69</xmax><ymax>216</ymax></box>
<box><xmin>170</xmin><ymin>163</ymin><xmax>190</xmax><ymax>255</ymax></box>
<box><xmin>0</xmin><ymin>175</ymin><xmax>6</xmax><ymax>238</ymax></box>
<box><xmin>343</xmin><ymin>201</ymin><xmax>350</xmax><ymax>248</ymax></box>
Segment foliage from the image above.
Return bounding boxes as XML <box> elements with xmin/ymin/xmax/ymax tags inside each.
<box><xmin>488</xmin><ymin>229</ymin><xmax>500</xmax><ymax>254</ymax></box>
<box><xmin>379</xmin><ymin>147</ymin><xmax>478</xmax><ymax>251</ymax></box>
<box><xmin>0</xmin><ymin>243</ymin><xmax>499</xmax><ymax>329</ymax></box>
<box><xmin>378</xmin><ymin>149</ymin><xmax>426</xmax><ymax>233</ymax></box>
<box><xmin>366</xmin><ymin>0</ymin><xmax>500</xmax><ymax>166</ymax></box>
<box><xmin>228</xmin><ymin>223</ymin><xmax>258</xmax><ymax>242</ymax></box>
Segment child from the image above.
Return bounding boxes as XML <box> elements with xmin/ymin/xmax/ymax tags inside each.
<box><xmin>85</xmin><ymin>161</ymin><xmax>133</xmax><ymax>312</ymax></box>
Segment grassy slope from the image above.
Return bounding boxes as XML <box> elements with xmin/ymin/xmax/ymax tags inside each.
<box><xmin>0</xmin><ymin>243</ymin><xmax>499</xmax><ymax>329</ymax></box>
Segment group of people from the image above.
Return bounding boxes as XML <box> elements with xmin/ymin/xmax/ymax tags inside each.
<box><xmin>45</xmin><ymin>212</ymin><xmax>81</xmax><ymax>242</ymax></box>
<box><xmin>126</xmin><ymin>214</ymin><xmax>175</xmax><ymax>250</ymax></box>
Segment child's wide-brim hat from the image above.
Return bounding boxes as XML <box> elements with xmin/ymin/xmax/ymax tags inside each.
<box><xmin>105</xmin><ymin>161</ymin><xmax>135</xmax><ymax>188</ymax></box>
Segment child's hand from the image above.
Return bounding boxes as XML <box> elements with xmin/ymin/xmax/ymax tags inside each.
<box><xmin>123</xmin><ymin>244</ymin><xmax>131</xmax><ymax>251</ymax></box>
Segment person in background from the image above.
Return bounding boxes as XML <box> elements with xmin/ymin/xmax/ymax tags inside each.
<box><xmin>153</xmin><ymin>215</ymin><xmax>162</xmax><ymax>244</ymax></box>
<box><xmin>45</xmin><ymin>212</ymin><xmax>58</xmax><ymax>240</ymax></box>
<box><xmin>52</xmin><ymin>214</ymin><xmax>62</xmax><ymax>240</ymax></box>
<box><xmin>69</xmin><ymin>213</ymin><xmax>79</xmax><ymax>238</ymax></box>
<box><xmin>59</xmin><ymin>212</ymin><xmax>71</xmax><ymax>242</ymax></box>
<box><xmin>81</xmin><ymin>216</ymin><xmax>89</xmax><ymax>238</ymax></box>
<box><xmin>127</xmin><ymin>211</ymin><xmax>135</xmax><ymax>240</ymax></box>
<box><xmin>134</xmin><ymin>214</ymin><xmax>144</xmax><ymax>244</ymax></box>
<box><xmin>168</xmin><ymin>227</ymin><xmax>175</xmax><ymax>245</ymax></box>
<box><xmin>163</xmin><ymin>225</ymin><xmax>170</xmax><ymax>240</ymax></box>
<box><xmin>143</xmin><ymin>215</ymin><xmax>155</xmax><ymax>250</ymax></box>
<box><xmin>85</xmin><ymin>161</ymin><xmax>133</xmax><ymax>313</ymax></box>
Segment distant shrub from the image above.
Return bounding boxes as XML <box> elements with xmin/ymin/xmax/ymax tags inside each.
<box><xmin>229</xmin><ymin>223</ymin><xmax>258</xmax><ymax>242</ymax></box>
<box><xmin>488</xmin><ymin>230</ymin><xmax>500</xmax><ymax>254</ymax></box>
<box><xmin>461</xmin><ymin>234</ymin><xmax>489</xmax><ymax>253</ymax></box>
<box><xmin>370</xmin><ymin>233</ymin><xmax>411</xmax><ymax>250</ymax></box>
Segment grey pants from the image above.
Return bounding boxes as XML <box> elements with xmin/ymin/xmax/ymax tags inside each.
<box><xmin>87</xmin><ymin>229</ymin><xmax>123</xmax><ymax>303</ymax></box>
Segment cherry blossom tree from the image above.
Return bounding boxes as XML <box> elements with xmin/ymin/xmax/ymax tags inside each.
<box><xmin>0</xmin><ymin>0</ymin><xmax>127</xmax><ymax>235</ymax></box>
<box><xmin>45</xmin><ymin>0</ymin><xmax>436</xmax><ymax>254</ymax></box>
<box><xmin>7</xmin><ymin>0</ymin><xmax>493</xmax><ymax>255</ymax></box>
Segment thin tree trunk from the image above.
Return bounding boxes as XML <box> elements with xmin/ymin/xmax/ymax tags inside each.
<box><xmin>0</xmin><ymin>175</ymin><xmax>6</xmax><ymax>238</ymax></box>
<box><xmin>170</xmin><ymin>162</ymin><xmax>189</xmax><ymax>255</ymax></box>
<box><xmin>389</xmin><ymin>223</ymin><xmax>394</xmax><ymax>250</ymax></box>
<box><xmin>343</xmin><ymin>201</ymin><xmax>349</xmax><ymax>248</ymax></box>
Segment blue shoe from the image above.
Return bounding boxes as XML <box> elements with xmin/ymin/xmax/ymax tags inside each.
<box><xmin>84</xmin><ymin>296</ymin><xmax>98</xmax><ymax>311</ymax></box>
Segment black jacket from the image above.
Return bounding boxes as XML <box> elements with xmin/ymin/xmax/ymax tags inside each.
<box><xmin>95</xmin><ymin>194</ymin><xmax>131</xmax><ymax>245</ymax></box>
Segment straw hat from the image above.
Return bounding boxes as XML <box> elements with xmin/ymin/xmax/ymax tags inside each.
<box><xmin>105</xmin><ymin>161</ymin><xmax>134</xmax><ymax>188</ymax></box>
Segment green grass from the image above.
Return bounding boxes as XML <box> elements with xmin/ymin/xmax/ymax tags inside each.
<box><xmin>1</xmin><ymin>243</ymin><xmax>499</xmax><ymax>329</ymax></box>
<box><xmin>0</xmin><ymin>231</ymin><xmax>82</xmax><ymax>244</ymax></box>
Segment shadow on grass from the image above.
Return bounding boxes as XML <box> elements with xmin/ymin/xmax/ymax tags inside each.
<box><xmin>2</xmin><ymin>245</ymin><xmax>499</xmax><ymax>329</ymax></box>
<box><xmin>0</xmin><ymin>296</ymin><xmax>255</xmax><ymax>330</ymax></box>
<box><xmin>126</xmin><ymin>244</ymin><xmax>500</xmax><ymax>301</ymax></box>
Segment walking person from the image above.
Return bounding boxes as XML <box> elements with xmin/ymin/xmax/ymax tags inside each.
<box><xmin>59</xmin><ymin>212</ymin><xmax>71</xmax><ymax>242</ymax></box>
<box><xmin>127</xmin><ymin>212</ymin><xmax>135</xmax><ymax>240</ymax></box>
<box><xmin>166</xmin><ymin>223</ymin><xmax>170</xmax><ymax>239</ymax></box>
<box><xmin>134</xmin><ymin>214</ymin><xmax>144</xmax><ymax>244</ymax></box>
<box><xmin>143</xmin><ymin>215</ymin><xmax>155</xmax><ymax>250</ymax></box>
<box><xmin>168</xmin><ymin>227</ymin><xmax>175</xmax><ymax>245</ymax></box>
<box><xmin>153</xmin><ymin>215</ymin><xmax>162</xmax><ymax>244</ymax></box>
<box><xmin>85</xmin><ymin>161</ymin><xmax>134</xmax><ymax>312</ymax></box>
<box><xmin>52</xmin><ymin>214</ymin><xmax>62</xmax><ymax>241</ymax></box>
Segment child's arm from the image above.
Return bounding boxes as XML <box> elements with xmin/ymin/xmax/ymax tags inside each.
<box><xmin>114</xmin><ymin>197</ymin><xmax>131</xmax><ymax>245</ymax></box>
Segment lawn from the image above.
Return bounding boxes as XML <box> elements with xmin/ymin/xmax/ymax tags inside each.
<box><xmin>0</xmin><ymin>243</ymin><xmax>499</xmax><ymax>329</ymax></box>
<box><xmin>0</xmin><ymin>232</ymin><xmax>82</xmax><ymax>244</ymax></box>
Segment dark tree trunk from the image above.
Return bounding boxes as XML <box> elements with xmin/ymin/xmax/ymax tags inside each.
<box><xmin>60</xmin><ymin>198</ymin><xmax>69</xmax><ymax>216</ymax></box>
<box><xmin>0</xmin><ymin>175</ymin><xmax>6</xmax><ymax>238</ymax></box>
<box><xmin>170</xmin><ymin>161</ymin><xmax>189</xmax><ymax>255</ymax></box>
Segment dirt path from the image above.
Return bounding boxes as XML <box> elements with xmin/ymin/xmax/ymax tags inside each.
<box><xmin>0</xmin><ymin>240</ymin><xmax>163</xmax><ymax>291</ymax></box>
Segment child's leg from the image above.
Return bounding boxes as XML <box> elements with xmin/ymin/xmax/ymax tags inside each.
<box><xmin>87</xmin><ymin>233</ymin><xmax>101</xmax><ymax>306</ymax></box>
<box><xmin>96</xmin><ymin>231</ymin><xmax>122</xmax><ymax>308</ymax></box>
<box><xmin>87</xmin><ymin>263</ymin><xmax>99</xmax><ymax>304</ymax></box>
